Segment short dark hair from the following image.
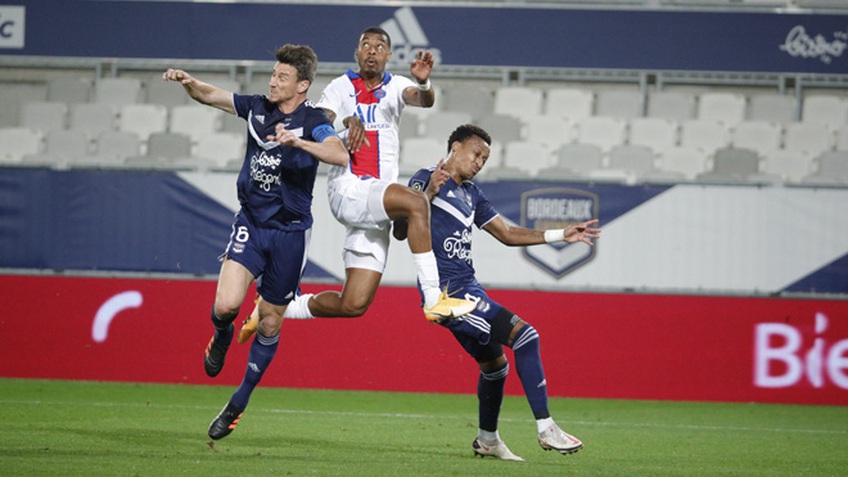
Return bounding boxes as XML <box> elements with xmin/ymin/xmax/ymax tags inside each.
<box><xmin>275</xmin><ymin>44</ymin><xmax>318</xmax><ymax>85</ymax></box>
<box><xmin>359</xmin><ymin>26</ymin><xmax>392</xmax><ymax>48</ymax></box>
<box><xmin>447</xmin><ymin>124</ymin><xmax>492</xmax><ymax>153</ymax></box>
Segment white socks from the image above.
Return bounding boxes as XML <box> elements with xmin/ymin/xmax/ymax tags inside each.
<box><xmin>413</xmin><ymin>251</ymin><xmax>441</xmax><ymax>308</ymax></box>
<box><xmin>536</xmin><ymin>417</ymin><xmax>554</xmax><ymax>434</ymax></box>
<box><xmin>282</xmin><ymin>293</ymin><xmax>315</xmax><ymax>319</ymax></box>
<box><xmin>478</xmin><ymin>429</ymin><xmax>500</xmax><ymax>444</ymax></box>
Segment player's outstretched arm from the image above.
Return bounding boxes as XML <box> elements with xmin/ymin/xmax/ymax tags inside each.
<box><xmin>162</xmin><ymin>68</ymin><xmax>235</xmax><ymax>114</ymax></box>
<box><xmin>483</xmin><ymin>218</ymin><xmax>601</xmax><ymax>247</ymax></box>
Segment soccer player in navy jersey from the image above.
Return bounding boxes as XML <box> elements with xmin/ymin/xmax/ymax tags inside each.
<box><xmin>163</xmin><ymin>44</ymin><xmax>349</xmax><ymax>440</ymax></box>
<box><xmin>394</xmin><ymin>124</ymin><xmax>601</xmax><ymax>460</ymax></box>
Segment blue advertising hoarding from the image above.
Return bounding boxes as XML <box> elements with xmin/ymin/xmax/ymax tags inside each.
<box><xmin>1</xmin><ymin>1</ymin><xmax>847</xmax><ymax>74</ymax></box>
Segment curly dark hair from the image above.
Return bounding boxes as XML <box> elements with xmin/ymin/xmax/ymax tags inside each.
<box><xmin>447</xmin><ymin>124</ymin><xmax>492</xmax><ymax>154</ymax></box>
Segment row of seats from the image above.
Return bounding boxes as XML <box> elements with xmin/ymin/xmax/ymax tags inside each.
<box><xmin>399</xmin><ymin>138</ymin><xmax>848</xmax><ymax>186</ymax></box>
<box><xmin>0</xmin><ymin>128</ymin><xmax>244</xmax><ymax>171</ymax></box>
<box><xmin>426</xmin><ymin>85</ymin><xmax>847</xmax><ymax>127</ymax></box>
<box><xmin>40</xmin><ymin>76</ymin><xmax>848</xmax><ymax>127</ymax></box>
<box><xmin>15</xmin><ymin>100</ymin><xmax>846</xmax><ymax>166</ymax></box>
<box><xmin>3</xmin><ymin>124</ymin><xmax>847</xmax><ymax>185</ymax></box>
<box><xmin>403</xmin><ymin>113</ymin><xmax>848</xmax><ymax>157</ymax></box>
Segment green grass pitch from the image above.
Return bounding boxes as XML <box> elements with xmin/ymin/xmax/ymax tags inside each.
<box><xmin>1</xmin><ymin>378</ymin><xmax>846</xmax><ymax>476</ymax></box>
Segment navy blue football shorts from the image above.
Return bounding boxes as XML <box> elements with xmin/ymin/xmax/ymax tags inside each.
<box><xmin>439</xmin><ymin>280</ymin><xmax>518</xmax><ymax>363</ymax></box>
<box><xmin>222</xmin><ymin>210</ymin><xmax>309</xmax><ymax>306</ymax></box>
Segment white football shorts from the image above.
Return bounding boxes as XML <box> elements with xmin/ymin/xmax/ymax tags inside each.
<box><xmin>327</xmin><ymin>174</ymin><xmax>392</xmax><ymax>273</ymax></box>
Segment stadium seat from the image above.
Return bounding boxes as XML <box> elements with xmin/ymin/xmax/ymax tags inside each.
<box><xmin>399</xmin><ymin>136</ymin><xmax>444</xmax><ymax>175</ymax></box>
<box><xmin>574</xmin><ymin>116</ymin><xmax>627</xmax><ymax>152</ymax></box>
<box><xmin>0</xmin><ymin>127</ymin><xmax>42</xmax><ymax>164</ymax></box>
<box><xmin>759</xmin><ymin>149</ymin><xmax>813</xmax><ymax>183</ymax></box>
<box><xmin>124</xmin><ymin>131</ymin><xmax>193</xmax><ymax>170</ymax></box>
<box><xmin>46</xmin><ymin>76</ymin><xmax>92</xmax><ymax>103</ymax></box>
<box><xmin>220</xmin><ymin>113</ymin><xmax>246</xmax><ymax>135</ymax></box>
<box><xmin>836</xmin><ymin>124</ymin><xmax>848</xmax><ymax>151</ymax></box>
<box><xmin>656</xmin><ymin>146</ymin><xmax>710</xmax><ymax>180</ymax></box>
<box><xmin>69</xmin><ymin>103</ymin><xmax>117</xmax><ymax>139</ymax></box>
<box><xmin>809</xmin><ymin>150</ymin><xmax>848</xmax><ymax>181</ymax></box>
<box><xmin>501</xmin><ymin>140</ymin><xmax>553</xmax><ymax>176</ymax></box>
<box><xmin>423</xmin><ymin>111</ymin><xmax>473</xmax><ymax>140</ymax></box>
<box><xmin>196</xmin><ymin>132</ymin><xmax>245</xmax><ymax>168</ymax></box>
<box><xmin>696</xmin><ymin>146</ymin><xmax>761</xmax><ymax>183</ymax></box>
<box><xmin>679</xmin><ymin>119</ymin><xmax>730</xmax><ymax>155</ymax></box>
<box><xmin>79</xmin><ymin>130</ymin><xmax>142</xmax><ymax>168</ymax></box>
<box><xmin>19</xmin><ymin>101</ymin><xmax>68</xmax><ymax>134</ymax></box>
<box><xmin>697</xmin><ymin>92</ymin><xmax>746</xmax><ymax>127</ymax></box>
<box><xmin>523</xmin><ymin>115</ymin><xmax>574</xmax><ymax>150</ymax></box>
<box><xmin>783</xmin><ymin>122</ymin><xmax>834</xmax><ymax>157</ymax></box>
<box><xmin>545</xmin><ymin>87</ymin><xmax>594</xmax><ymax>121</ymax></box>
<box><xmin>802</xmin><ymin>94</ymin><xmax>848</xmax><ymax>128</ymax></box>
<box><xmin>443</xmin><ymin>84</ymin><xmax>494</xmax><ymax>122</ymax></box>
<box><xmin>169</xmin><ymin>104</ymin><xmax>222</xmax><ymax>143</ymax></box>
<box><xmin>646</xmin><ymin>91</ymin><xmax>696</xmax><ymax>121</ymax></box>
<box><xmin>549</xmin><ymin>143</ymin><xmax>604</xmax><ymax>176</ymax></box>
<box><xmin>628</xmin><ymin>117</ymin><xmax>678</xmax><ymax>154</ymax></box>
<box><xmin>607</xmin><ymin>144</ymin><xmax>656</xmax><ymax>178</ymax></box>
<box><xmin>493</xmin><ymin>86</ymin><xmax>543</xmax><ymax>121</ymax></box>
<box><xmin>595</xmin><ymin>89</ymin><xmax>643</xmax><ymax>119</ymax></box>
<box><xmin>22</xmin><ymin>129</ymin><xmax>89</xmax><ymax>168</ymax></box>
<box><xmin>476</xmin><ymin>113</ymin><xmax>523</xmax><ymax>145</ymax></box>
<box><xmin>94</xmin><ymin>77</ymin><xmax>143</xmax><ymax>105</ymax></box>
<box><xmin>119</xmin><ymin>104</ymin><xmax>168</xmax><ymax>141</ymax></box>
<box><xmin>748</xmin><ymin>93</ymin><xmax>797</xmax><ymax>124</ymax></box>
<box><xmin>398</xmin><ymin>114</ymin><xmax>421</xmax><ymax>141</ymax></box>
<box><xmin>730</xmin><ymin>120</ymin><xmax>783</xmax><ymax>156</ymax></box>
<box><xmin>145</xmin><ymin>76</ymin><xmax>190</xmax><ymax>106</ymax></box>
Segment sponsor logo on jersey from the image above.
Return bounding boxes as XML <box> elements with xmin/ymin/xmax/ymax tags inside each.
<box><xmin>520</xmin><ymin>187</ymin><xmax>598</xmax><ymax>278</ymax></box>
<box><xmin>380</xmin><ymin>7</ymin><xmax>442</xmax><ymax>67</ymax></box>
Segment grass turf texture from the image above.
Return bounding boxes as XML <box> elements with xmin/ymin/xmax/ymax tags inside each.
<box><xmin>1</xmin><ymin>379</ymin><xmax>846</xmax><ymax>476</ymax></box>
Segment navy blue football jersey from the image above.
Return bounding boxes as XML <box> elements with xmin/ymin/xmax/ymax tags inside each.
<box><xmin>232</xmin><ymin>94</ymin><xmax>336</xmax><ymax>230</ymax></box>
<box><xmin>409</xmin><ymin>168</ymin><xmax>498</xmax><ymax>285</ymax></box>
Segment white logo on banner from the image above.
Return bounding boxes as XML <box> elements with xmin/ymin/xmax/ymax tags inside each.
<box><xmin>91</xmin><ymin>291</ymin><xmax>143</xmax><ymax>343</ymax></box>
<box><xmin>779</xmin><ymin>25</ymin><xmax>848</xmax><ymax>64</ymax></box>
<box><xmin>754</xmin><ymin>312</ymin><xmax>848</xmax><ymax>390</ymax></box>
<box><xmin>380</xmin><ymin>7</ymin><xmax>442</xmax><ymax>67</ymax></box>
<box><xmin>0</xmin><ymin>6</ymin><xmax>25</xmax><ymax>49</ymax></box>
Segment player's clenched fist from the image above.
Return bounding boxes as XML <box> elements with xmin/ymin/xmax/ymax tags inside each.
<box><xmin>162</xmin><ymin>68</ymin><xmax>194</xmax><ymax>85</ymax></box>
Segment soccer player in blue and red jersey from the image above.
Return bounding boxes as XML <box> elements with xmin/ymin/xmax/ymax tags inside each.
<box><xmin>395</xmin><ymin>124</ymin><xmax>601</xmax><ymax>460</ymax></box>
<box><xmin>238</xmin><ymin>27</ymin><xmax>475</xmax><ymax>341</ymax></box>
<box><xmin>163</xmin><ymin>44</ymin><xmax>349</xmax><ymax>440</ymax></box>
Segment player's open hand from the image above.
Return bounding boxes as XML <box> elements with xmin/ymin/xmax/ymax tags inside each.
<box><xmin>409</xmin><ymin>50</ymin><xmax>434</xmax><ymax>84</ymax></box>
<box><xmin>564</xmin><ymin>219</ymin><xmax>601</xmax><ymax>246</ymax></box>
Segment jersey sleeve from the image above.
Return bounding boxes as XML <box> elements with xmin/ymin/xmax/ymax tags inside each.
<box><xmin>471</xmin><ymin>183</ymin><xmax>499</xmax><ymax>228</ymax></box>
<box><xmin>304</xmin><ymin>107</ymin><xmax>338</xmax><ymax>143</ymax></box>
<box><xmin>232</xmin><ymin>93</ymin><xmax>259</xmax><ymax>120</ymax></box>
<box><xmin>407</xmin><ymin>168</ymin><xmax>431</xmax><ymax>193</ymax></box>
<box><xmin>315</xmin><ymin>78</ymin><xmax>345</xmax><ymax>118</ymax></box>
<box><xmin>393</xmin><ymin>75</ymin><xmax>417</xmax><ymax>104</ymax></box>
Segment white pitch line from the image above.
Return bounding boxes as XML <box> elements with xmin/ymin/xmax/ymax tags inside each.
<box><xmin>6</xmin><ymin>399</ymin><xmax>847</xmax><ymax>435</ymax></box>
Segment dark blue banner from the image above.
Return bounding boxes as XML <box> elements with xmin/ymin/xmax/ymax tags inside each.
<box><xmin>1</xmin><ymin>1</ymin><xmax>847</xmax><ymax>73</ymax></box>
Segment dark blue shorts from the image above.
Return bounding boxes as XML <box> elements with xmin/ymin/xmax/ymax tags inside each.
<box><xmin>222</xmin><ymin>211</ymin><xmax>309</xmax><ymax>306</ymax></box>
<box><xmin>439</xmin><ymin>280</ymin><xmax>510</xmax><ymax>363</ymax></box>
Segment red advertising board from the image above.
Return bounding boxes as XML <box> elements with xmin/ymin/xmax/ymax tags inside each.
<box><xmin>1</xmin><ymin>275</ymin><xmax>846</xmax><ymax>405</ymax></box>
